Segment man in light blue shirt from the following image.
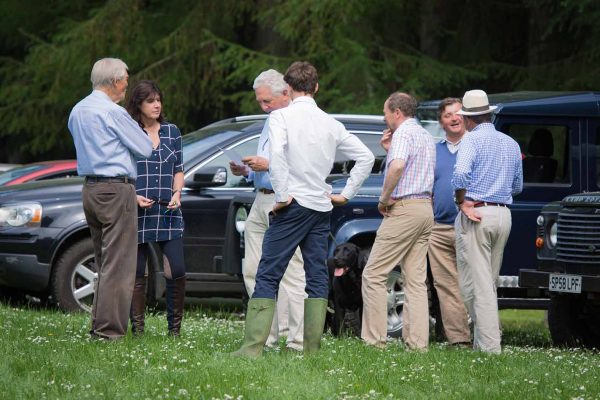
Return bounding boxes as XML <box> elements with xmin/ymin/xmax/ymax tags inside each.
<box><xmin>68</xmin><ymin>58</ymin><xmax>153</xmax><ymax>340</ymax></box>
<box><xmin>230</xmin><ymin>69</ymin><xmax>306</xmax><ymax>352</ymax></box>
<box><xmin>452</xmin><ymin>89</ymin><xmax>523</xmax><ymax>353</ymax></box>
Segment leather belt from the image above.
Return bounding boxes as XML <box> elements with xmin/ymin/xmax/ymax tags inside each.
<box><xmin>473</xmin><ymin>201</ymin><xmax>507</xmax><ymax>208</ymax></box>
<box><xmin>85</xmin><ymin>176</ymin><xmax>136</xmax><ymax>185</ymax></box>
<box><xmin>257</xmin><ymin>188</ymin><xmax>274</xmax><ymax>194</ymax></box>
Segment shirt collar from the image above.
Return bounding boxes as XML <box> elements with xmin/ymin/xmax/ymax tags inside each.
<box><xmin>440</xmin><ymin>137</ymin><xmax>462</xmax><ymax>145</ymax></box>
<box><xmin>291</xmin><ymin>96</ymin><xmax>316</xmax><ymax>105</ymax></box>
<box><xmin>399</xmin><ymin>117</ymin><xmax>418</xmax><ymax>127</ymax></box>
<box><xmin>91</xmin><ymin>89</ymin><xmax>114</xmax><ymax>102</ymax></box>
<box><xmin>471</xmin><ymin>122</ymin><xmax>494</xmax><ymax>132</ymax></box>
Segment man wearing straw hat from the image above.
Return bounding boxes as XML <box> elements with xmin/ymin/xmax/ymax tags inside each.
<box><xmin>452</xmin><ymin>89</ymin><xmax>523</xmax><ymax>353</ymax></box>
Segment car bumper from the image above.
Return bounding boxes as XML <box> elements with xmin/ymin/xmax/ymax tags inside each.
<box><xmin>519</xmin><ymin>269</ymin><xmax>600</xmax><ymax>293</ymax></box>
<box><xmin>0</xmin><ymin>253</ymin><xmax>50</xmax><ymax>291</ymax></box>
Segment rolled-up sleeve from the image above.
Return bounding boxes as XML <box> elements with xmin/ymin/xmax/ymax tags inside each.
<box><xmin>451</xmin><ymin>136</ymin><xmax>475</xmax><ymax>190</ymax></box>
<box><xmin>268</xmin><ymin>111</ymin><xmax>289</xmax><ymax>202</ymax></box>
<box><xmin>336</xmin><ymin>130</ymin><xmax>375</xmax><ymax>200</ymax></box>
<box><xmin>512</xmin><ymin>154</ymin><xmax>523</xmax><ymax>195</ymax></box>
<box><xmin>173</xmin><ymin>125</ymin><xmax>184</xmax><ymax>173</ymax></box>
<box><xmin>109</xmin><ymin>108</ymin><xmax>153</xmax><ymax>158</ymax></box>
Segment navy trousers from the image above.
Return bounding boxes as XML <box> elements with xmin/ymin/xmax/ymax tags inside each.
<box><xmin>253</xmin><ymin>200</ymin><xmax>331</xmax><ymax>299</ymax></box>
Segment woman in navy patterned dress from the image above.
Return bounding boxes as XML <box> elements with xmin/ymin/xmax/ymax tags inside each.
<box><xmin>126</xmin><ymin>80</ymin><xmax>186</xmax><ymax>336</ymax></box>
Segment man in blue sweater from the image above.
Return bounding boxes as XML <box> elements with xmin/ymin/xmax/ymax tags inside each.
<box><xmin>428</xmin><ymin>98</ymin><xmax>471</xmax><ymax>346</ymax></box>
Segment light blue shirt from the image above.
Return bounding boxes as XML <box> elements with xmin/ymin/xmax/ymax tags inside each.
<box><xmin>247</xmin><ymin>118</ymin><xmax>273</xmax><ymax>190</ymax></box>
<box><xmin>68</xmin><ymin>90</ymin><xmax>153</xmax><ymax>178</ymax></box>
<box><xmin>452</xmin><ymin>122</ymin><xmax>523</xmax><ymax>204</ymax></box>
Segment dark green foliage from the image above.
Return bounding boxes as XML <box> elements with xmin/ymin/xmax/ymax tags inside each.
<box><xmin>0</xmin><ymin>0</ymin><xmax>598</xmax><ymax>162</ymax></box>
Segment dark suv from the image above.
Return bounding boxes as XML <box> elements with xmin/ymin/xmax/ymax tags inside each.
<box><xmin>0</xmin><ymin>114</ymin><xmax>386</xmax><ymax>312</ymax></box>
<box><xmin>520</xmin><ymin>193</ymin><xmax>600</xmax><ymax>348</ymax></box>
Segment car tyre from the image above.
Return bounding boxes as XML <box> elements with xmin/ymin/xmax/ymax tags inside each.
<box><xmin>547</xmin><ymin>294</ymin><xmax>586</xmax><ymax>347</ymax></box>
<box><xmin>386</xmin><ymin>269</ymin><xmax>404</xmax><ymax>338</ymax></box>
<box><xmin>51</xmin><ymin>238</ymin><xmax>97</xmax><ymax>313</ymax></box>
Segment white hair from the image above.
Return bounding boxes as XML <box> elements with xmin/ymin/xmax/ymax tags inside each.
<box><xmin>90</xmin><ymin>58</ymin><xmax>128</xmax><ymax>89</ymax></box>
<box><xmin>252</xmin><ymin>69</ymin><xmax>287</xmax><ymax>95</ymax></box>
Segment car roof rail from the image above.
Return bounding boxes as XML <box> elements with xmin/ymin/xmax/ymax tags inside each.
<box><xmin>205</xmin><ymin>113</ymin><xmax>384</xmax><ymax>129</ymax></box>
<box><xmin>330</xmin><ymin>114</ymin><xmax>384</xmax><ymax>123</ymax></box>
<box><xmin>233</xmin><ymin>115</ymin><xmax>268</xmax><ymax>122</ymax></box>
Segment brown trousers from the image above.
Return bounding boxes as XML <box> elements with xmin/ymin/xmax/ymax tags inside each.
<box><xmin>428</xmin><ymin>223</ymin><xmax>471</xmax><ymax>344</ymax></box>
<box><xmin>83</xmin><ymin>181</ymin><xmax>138</xmax><ymax>339</ymax></box>
<box><xmin>361</xmin><ymin>199</ymin><xmax>433</xmax><ymax>349</ymax></box>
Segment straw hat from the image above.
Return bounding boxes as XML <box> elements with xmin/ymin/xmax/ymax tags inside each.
<box><xmin>456</xmin><ymin>89</ymin><xmax>497</xmax><ymax>116</ymax></box>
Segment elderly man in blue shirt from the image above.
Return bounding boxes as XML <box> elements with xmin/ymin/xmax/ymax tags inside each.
<box><xmin>452</xmin><ymin>89</ymin><xmax>523</xmax><ymax>353</ymax></box>
<box><xmin>68</xmin><ymin>58</ymin><xmax>153</xmax><ymax>340</ymax></box>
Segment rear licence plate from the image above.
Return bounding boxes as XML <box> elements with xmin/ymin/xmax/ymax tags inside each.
<box><xmin>549</xmin><ymin>274</ymin><xmax>582</xmax><ymax>293</ymax></box>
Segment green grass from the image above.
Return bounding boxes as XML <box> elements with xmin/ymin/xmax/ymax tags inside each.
<box><xmin>1</xmin><ymin>304</ymin><xmax>598</xmax><ymax>399</ymax></box>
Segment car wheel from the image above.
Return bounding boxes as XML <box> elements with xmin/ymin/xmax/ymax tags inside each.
<box><xmin>386</xmin><ymin>269</ymin><xmax>404</xmax><ymax>338</ymax></box>
<box><xmin>547</xmin><ymin>293</ymin><xmax>587</xmax><ymax>347</ymax></box>
<box><xmin>51</xmin><ymin>238</ymin><xmax>97</xmax><ymax>312</ymax></box>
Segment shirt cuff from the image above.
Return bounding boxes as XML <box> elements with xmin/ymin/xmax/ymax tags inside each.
<box><xmin>275</xmin><ymin>192</ymin><xmax>288</xmax><ymax>203</ymax></box>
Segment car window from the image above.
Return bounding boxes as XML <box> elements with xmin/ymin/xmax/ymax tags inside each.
<box><xmin>595</xmin><ymin>126</ymin><xmax>600</xmax><ymax>188</ymax></box>
<box><xmin>182</xmin><ymin>121</ymin><xmax>261</xmax><ymax>168</ymax></box>
<box><xmin>0</xmin><ymin>165</ymin><xmax>44</xmax><ymax>185</ymax></box>
<box><xmin>201</xmin><ymin>137</ymin><xmax>260</xmax><ymax>188</ymax></box>
<box><xmin>504</xmin><ymin>124</ymin><xmax>570</xmax><ymax>184</ymax></box>
<box><xmin>332</xmin><ymin>132</ymin><xmax>386</xmax><ymax>175</ymax></box>
<box><xmin>37</xmin><ymin>171</ymin><xmax>78</xmax><ymax>180</ymax></box>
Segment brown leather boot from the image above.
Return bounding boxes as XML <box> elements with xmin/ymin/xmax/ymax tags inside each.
<box><xmin>166</xmin><ymin>276</ymin><xmax>186</xmax><ymax>336</ymax></box>
<box><xmin>130</xmin><ymin>277</ymin><xmax>146</xmax><ymax>336</ymax></box>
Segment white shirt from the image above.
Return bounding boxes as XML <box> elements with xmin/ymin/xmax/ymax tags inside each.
<box><xmin>268</xmin><ymin>96</ymin><xmax>374</xmax><ymax>212</ymax></box>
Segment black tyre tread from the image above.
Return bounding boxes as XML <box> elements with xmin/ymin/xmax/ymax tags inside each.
<box><xmin>51</xmin><ymin>238</ymin><xmax>94</xmax><ymax>313</ymax></box>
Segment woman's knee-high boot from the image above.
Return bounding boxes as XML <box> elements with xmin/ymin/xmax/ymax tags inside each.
<box><xmin>166</xmin><ymin>276</ymin><xmax>186</xmax><ymax>336</ymax></box>
<box><xmin>130</xmin><ymin>277</ymin><xmax>147</xmax><ymax>335</ymax></box>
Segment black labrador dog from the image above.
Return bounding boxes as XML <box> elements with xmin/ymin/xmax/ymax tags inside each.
<box><xmin>326</xmin><ymin>242</ymin><xmax>367</xmax><ymax>336</ymax></box>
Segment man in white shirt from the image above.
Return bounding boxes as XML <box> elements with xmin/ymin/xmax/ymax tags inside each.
<box><xmin>232</xmin><ymin>61</ymin><xmax>374</xmax><ymax>357</ymax></box>
<box><xmin>230</xmin><ymin>69</ymin><xmax>306</xmax><ymax>351</ymax></box>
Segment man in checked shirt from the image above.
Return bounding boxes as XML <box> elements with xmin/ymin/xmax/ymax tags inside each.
<box><xmin>452</xmin><ymin>89</ymin><xmax>523</xmax><ymax>353</ymax></box>
<box><xmin>361</xmin><ymin>92</ymin><xmax>436</xmax><ymax>350</ymax></box>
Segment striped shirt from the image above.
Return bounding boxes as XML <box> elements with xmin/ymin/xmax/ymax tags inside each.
<box><xmin>136</xmin><ymin>123</ymin><xmax>184</xmax><ymax>243</ymax></box>
<box><xmin>387</xmin><ymin>118</ymin><xmax>435</xmax><ymax>199</ymax></box>
<box><xmin>452</xmin><ymin>122</ymin><xmax>523</xmax><ymax>204</ymax></box>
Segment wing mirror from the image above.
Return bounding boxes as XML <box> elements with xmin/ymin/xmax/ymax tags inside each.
<box><xmin>185</xmin><ymin>166</ymin><xmax>227</xmax><ymax>189</ymax></box>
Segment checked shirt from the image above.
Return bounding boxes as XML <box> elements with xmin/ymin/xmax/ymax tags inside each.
<box><xmin>136</xmin><ymin>122</ymin><xmax>184</xmax><ymax>243</ymax></box>
<box><xmin>452</xmin><ymin>122</ymin><xmax>523</xmax><ymax>204</ymax></box>
<box><xmin>387</xmin><ymin>118</ymin><xmax>435</xmax><ymax>199</ymax></box>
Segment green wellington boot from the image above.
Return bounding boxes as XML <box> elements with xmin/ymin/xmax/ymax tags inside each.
<box><xmin>231</xmin><ymin>298</ymin><xmax>276</xmax><ymax>358</ymax></box>
<box><xmin>303</xmin><ymin>298</ymin><xmax>328</xmax><ymax>354</ymax></box>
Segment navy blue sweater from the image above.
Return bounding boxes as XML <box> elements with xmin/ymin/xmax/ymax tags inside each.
<box><xmin>433</xmin><ymin>142</ymin><xmax>458</xmax><ymax>225</ymax></box>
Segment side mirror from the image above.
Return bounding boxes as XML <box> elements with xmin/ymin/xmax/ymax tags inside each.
<box><xmin>185</xmin><ymin>166</ymin><xmax>227</xmax><ymax>189</ymax></box>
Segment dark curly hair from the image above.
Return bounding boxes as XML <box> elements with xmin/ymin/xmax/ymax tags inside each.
<box><xmin>125</xmin><ymin>80</ymin><xmax>165</xmax><ymax>128</ymax></box>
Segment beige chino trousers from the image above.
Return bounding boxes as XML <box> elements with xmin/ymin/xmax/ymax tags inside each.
<box><xmin>361</xmin><ymin>199</ymin><xmax>433</xmax><ymax>349</ymax></box>
<box><xmin>428</xmin><ymin>223</ymin><xmax>471</xmax><ymax>344</ymax></box>
<box><xmin>455</xmin><ymin>205</ymin><xmax>511</xmax><ymax>354</ymax></box>
<box><xmin>243</xmin><ymin>191</ymin><xmax>306</xmax><ymax>350</ymax></box>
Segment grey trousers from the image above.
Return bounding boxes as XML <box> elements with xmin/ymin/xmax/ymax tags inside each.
<box><xmin>455</xmin><ymin>206</ymin><xmax>511</xmax><ymax>353</ymax></box>
<box><xmin>83</xmin><ymin>181</ymin><xmax>138</xmax><ymax>339</ymax></box>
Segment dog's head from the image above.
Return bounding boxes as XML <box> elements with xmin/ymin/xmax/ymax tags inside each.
<box><xmin>330</xmin><ymin>243</ymin><xmax>361</xmax><ymax>277</ymax></box>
